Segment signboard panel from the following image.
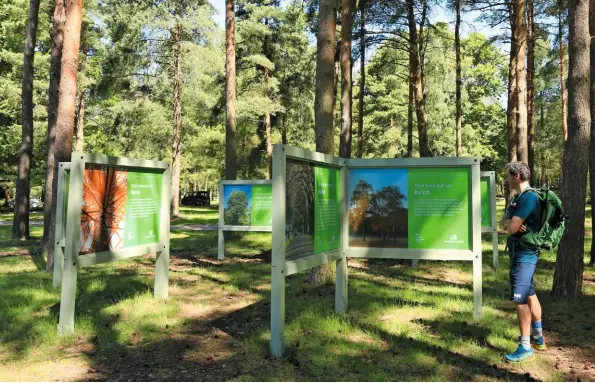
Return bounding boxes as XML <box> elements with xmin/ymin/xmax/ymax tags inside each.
<box><xmin>480</xmin><ymin>176</ymin><xmax>491</xmax><ymax>228</ymax></box>
<box><xmin>79</xmin><ymin>166</ymin><xmax>162</xmax><ymax>254</ymax></box>
<box><xmin>285</xmin><ymin>160</ymin><xmax>341</xmax><ymax>260</ymax></box>
<box><xmin>222</xmin><ymin>184</ymin><xmax>273</xmax><ymax>227</ymax></box>
<box><xmin>348</xmin><ymin>167</ymin><xmax>471</xmax><ymax>250</ymax></box>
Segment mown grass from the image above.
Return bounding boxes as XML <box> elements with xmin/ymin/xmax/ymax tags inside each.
<box><xmin>0</xmin><ymin>206</ymin><xmax>593</xmax><ymax>381</ymax></box>
<box><xmin>170</xmin><ymin>206</ymin><xmax>219</xmax><ymax>226</ymax></box>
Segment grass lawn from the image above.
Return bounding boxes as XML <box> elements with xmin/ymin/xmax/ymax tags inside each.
<box><xmin>0</xmin><ymin>207</ymin><xmax>594</xmax><ymax>381</ymax></box>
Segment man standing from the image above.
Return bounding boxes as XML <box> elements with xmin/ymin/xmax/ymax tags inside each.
<box><xmin>500</xmin><ymin>161</ymin><xmax>546</xmax><ymax>362</ymax></box>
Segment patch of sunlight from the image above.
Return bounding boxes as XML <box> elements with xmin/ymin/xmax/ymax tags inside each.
<box><xmin>84</xmin><ymin>279</ymin><xmax>107</xmax><ymax>294</ymax></box>
<box><xmin>0</xmin><ymin>356</ymin><xmax>92</xmax><ymax>382</ymax></box>
<box><xmin>0</xmin><ymin>258</ymin><xmax>40</xmax><ymax>274</ymax></box>
<box><xmin>170</xmin><ymin>232</ymin><xmax>190</xmax><ymax>239</ymax></box>
<box><xmin>100</xmin><ymin>292</ymin><xmax>181</xmax><ymax>344</ymax></box>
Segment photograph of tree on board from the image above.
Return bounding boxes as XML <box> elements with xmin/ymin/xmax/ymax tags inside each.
<box><xmin>223</xmin><ymin>185</ymin><xmax>251</xmax><ymax>226</ymax></box>
<box><xmin>348</xmin><ymin>168</ymin><xmax>409</xmax><ymax>248</ymax></box>
<box><xmin>79</xmin><ymin>165</ymin><xmax>128</xmax><ymax>254</ymax></box>
<box><xmin>285</xmin><ymin>159</ymin><xmax>315</xmax><ymax>260</ymax></box>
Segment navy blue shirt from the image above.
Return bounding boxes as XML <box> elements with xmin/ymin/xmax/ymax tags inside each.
<box><xmin>506</xmin><ymin>189</ymin><xmax>541</xmax><ymax>264</ymax></box>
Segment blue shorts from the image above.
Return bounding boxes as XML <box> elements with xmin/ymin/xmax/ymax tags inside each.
<box><xmin>509</xmin><ymin>262</ymin><xmax>536</xmax><ymax>304</ymax></box>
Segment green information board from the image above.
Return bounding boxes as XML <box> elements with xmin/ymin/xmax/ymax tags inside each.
<box><xmin>480</xmin><ymin>176</ymin><xmax>491</xmax><ymax>227</ymax></box>
<box><xmin>314</xmin><ymin>165</ymin><xmax>341</xmax><ymax>254</ymax></box>
<box><xmin>124</xmin><ymin>171</ymin><xmax>163</xmax><ymax>246</ymax></box>
<box><xmin>408</xmin><ymin>168</ymin><xmax>471</xmax><ymax>250</ymax></box>
<box><xmin>251</xmin><ymin>184</ymin><xmax>273</xmax><ymax>226</ymax></box>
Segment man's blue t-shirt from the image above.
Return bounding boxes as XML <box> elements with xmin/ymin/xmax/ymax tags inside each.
<box><xmin>506</xmin><ymin>189</ymin><xmax>541</xmax><ymax>264</ymax></box>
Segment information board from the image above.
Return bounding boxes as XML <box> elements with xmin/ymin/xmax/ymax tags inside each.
<box><xmin>285</xmin><ymin>160</ymin><xmax>341</xmax><ymax>260</ymax></box>
<box><xmin>480</xmin><ymin>176</ymin><xmax>491</xmax><ymax>228</ymax></box>
<box><xmin>348</xmin><ymin>167</ymin><xmax>471</xmax><ymax>250</ymax></box>
<box><xmin>79</xmin><ymin>166</ymin><xmax>162</xmax><ymax>254</ymax></box>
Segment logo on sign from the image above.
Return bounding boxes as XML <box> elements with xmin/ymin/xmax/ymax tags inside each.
<box><xmin>445</xmin><ymin>233</ymin><xmax>464</xmax><ymax>243</ymax></box>
<box><xmin>415</xmin><ymin>233</ymin><xmax>425</xmax><ymax>243</ymax></box>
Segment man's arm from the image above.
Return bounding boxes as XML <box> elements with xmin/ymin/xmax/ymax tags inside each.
<box><xmin>500</xmin><ymin>216</ymin><xmax>526</xmax><ymax>234</ymax></box>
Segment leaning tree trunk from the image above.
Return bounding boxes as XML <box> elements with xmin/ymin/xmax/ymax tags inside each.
<box><xmin>310</xmin><ymin>0</ymin><xmax>337</xmax><ymax>286</ymax></box>
<box><xmin>589</xmin><ymin>0</ymin><xmax>595</xmax><ymax>266</ymax></box>
<box><xmin>43</xmin><ymin>0</ymin><xmax>67</xmax><ymax>270</ymax></box>
<box><xmin>559</xmin><ymin>0</ymin><xmax>568</xmax><ymax>142</ymax></box>
<box><xmin>357</xmin><ymin>0</ymin><xmax>365</xmax><ymax>158</ymax></box>
<box><xmin>514</xmin><ymin>0</ymin><xmax>528</xmax><ymax>164</ymax></box>
<box><xmin>339</xmin><ymin>0</ymin><xmax>353</xmax><ymax>158</ymax></box>
<box><xmin>13</xmin><ymin>0</ymin><xmax>41</xmax><ymax>240</ymax></box>
<box><xmin>455</xmin><ymin>0</ymin><xmax>462</xmax><ymax>156</ymax></box>
<box><xmin>225</xmin><ymin>0</ymin><xmax>237</xmax><ymax>180</ymax></box>
<box><xmin>170</xmin><ymin>20</ymin><xmax>182</xmax><ymax>218</ymax></box>
<box><xmin>552</xmin><ymin>0</ymin><xmax>590</xmax><ymax>299</ymax></box>
<box><xmin>527</xmin><ymin>0</ymin><xmax>535</xmax><ymax>184</ymax></box>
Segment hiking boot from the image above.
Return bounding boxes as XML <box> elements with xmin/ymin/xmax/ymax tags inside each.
<box><xmin>504</xmin><ymin>345</ymin><xmax>534</xmax><ymax>363</ymax></box>
<box><xmin>531</xmin><ymin>336</ymin><xmax>547</xmax><ymax>350</ymax></box>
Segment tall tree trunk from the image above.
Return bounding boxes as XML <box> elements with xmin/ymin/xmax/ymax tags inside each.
<box><xmin>357</xmin><ymin>0</ymin><xmax>365</xmax><ymax>158</ymax></box>
<box><xmin>552</xmin><ymin>0</ymin><xmax>590</xmax><ymax>299</ymax></box>
<box><xmin>540</xmin><ymin>91</ymin><xmax>545</xmax><ymax>187</ymax></box>
<box><xmin>310</xmin><ymin>0</ymin><xmax>337</xmax><ymax>286</ymax></box>
<box><xmin>455</xmin><ymin>0</ymin><xmax>462</xmax><ymax>156</ymax></box>
<box><xmin>281</xmin><ymin>116</ymin><xmax>287</xmax><ymax>144</ymax></box>
<box><xmin>505</xmin><ymin>3</ymin><xmax>518</xmax><ymax>206</ymax></box>
<box><xmin>225</xmin><ymin>0</ymin><xmax>237</xmax><ymax>180</ymax></box>
<box><xmin>527</xmin><ymin>0</ymin><xmax>535</xmax><ymax>184</ymax></box>
<box><xmin>407</xmin><ymin>48</ymin><xmax>413</xmax><ymax>158</ymax></box>
<box><xmin>514</xmin><ymin>0</ymin><xmax>528</xmax><ymax>164</ymax></box>
<box><xmin>339</xmin><ymin>0</ymin><xmax>353</xmax><ymax>158</ymax></box>
<box><xmin>265</xmin><ymin>69</ymin><xmax>272</xmax><ymax>179</ymax></box>
<box><xmin>559</xmin><ymin>0</ymin><xmax>568</xmax><ymax>142</ymax></box>
<box><xmin>13</xmin><ymin>0</ymin><xmax>41</xmax><ymax>240</ymax></box>
<box><xmin>170</xmin><ymin>20</ymin><xmax>182</xmax><ymax>218</ymax></box>
<box><xmin>589</xmin><ymin>0</ymin><xmax>595</xmax><ymax>266</ymax></box>
<box><xmin>409</xmin><ymin>0</ymin><xmax>431</xmax><ymax>157</ymax></box>
<box><xmin>507</xmin><ymin>5</ymin><xmax>518</xmax><ymax>164</ymax></box>
<box><xmin>43</xmin><ymin>0</ymin><xmax>66</xmax><ymax>270</ymax></box>
<box><xmin>74</xmin><ymin>90</ymin><xmax>85</xmax><ymax>152</ymax></box>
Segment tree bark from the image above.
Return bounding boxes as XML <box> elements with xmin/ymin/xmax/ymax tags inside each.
<box><xmin>507</xmin><ymin>7</ymin><xmax>518</xmax><ymax>165</ymax></box>
<box><xmin>75</xmin><ymin>90</ymin><xmax>85</xmax><ymax>152</ymax></box>
<box><xmin>225</xmin><ymin>0</ymin><xmax>237</xmax><ymax>180</ymax></box>
<box><xmin>505</xmin><ymin>2</ymin><xmax>518</xmax><ymax>206</ymax></box>
<box><xmin>170</xmin><ymin>20</ymin><xmax>182</xmax><ymax>218</ymax></box>
<box><xmin>552</xmin><ymin>0</ymin><xmax>590</xmax><ymax>299</ymax></box>
<box><xmin>357</xmin><ymin>0</ymin><xmax>365</xmax><ymax>158</ymax></box>
<box><xmin>527</xmin><ymin>0</ymin><xmax>535</xmax><ymax>184</ymax></box>
<box><xmin>407</xmin><ymin>47</ymin><xmax>413</xmax><ymax>158</ymax></box>
<box><xmin>339</xmin><ymin>0</ymin><xmax>353</xmax><ymax>158</ymax></box>
<box><xmin>13</xmin><ymin>0</ymin><xmax>41</xmax><ymax>240</ymax></box>
<box><xmin>310</xmin><ymin>0</ymin><xmax>337</xmax><ymax>286</ymax></box>
<box><xmin>560</xmin><ymin>0</ymin><xmax>568</xmax><ymax>142</ymax></box>
<box><xmin>514</xmin><ymin>0</ymin><xmax>528</xmax><ymax>164</ymax></box>
<box><xmin>589</xmin><ymin>0</ymin><xmax>595</xmax><ymax>266</ymax></box>
<box><xmin>265</xmin><ymin>68</ymin><xmax>272</xmax><ymax>179</ymax></box>
<box><xmin>43</xmin><ymin>0</ymin><xmax>67</xmax><ymax>270</ymax></box>
<box><xmin>408</xmin><ymin>0</ymin><xmax>431</xmax><ymax>157</ymax></box>
<box><xmin>455</xmin><ymin>0</ymin><xmax>462</xmax><ymax>156</ymax></box>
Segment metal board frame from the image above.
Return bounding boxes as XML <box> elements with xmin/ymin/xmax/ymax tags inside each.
<box><xmin>271</xmin><ymin>145</ymin><xmax>347</xmax><ymax>357</ymax></box>
<box><xmin>345</xmin><ymin>157</ymin><xmax>483</xmax><ymax>321</ymax></box>
<box><xmin>218</xmin><ymin>180</ymin><xmax>273</xmax><ymax>260</ymax></box>
<box><xmin>56</xmin><ymin>152</ymin><xmax>171</xmax><ymax>336</ymax></box>
<box><xmin>53</xmin><ymin>162</ymin><xmax>70</xmax><ymax>289</ymax></box>
<box><xmin>481</xmin><ymin>171</ymin><xmax>499</xmax><ymax>268</ymax></box>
